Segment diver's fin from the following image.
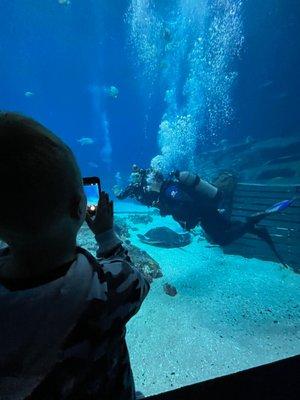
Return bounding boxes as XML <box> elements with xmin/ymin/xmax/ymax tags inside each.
<box><xmin>265</xmin><ymin>198</ymin><xmax>295</xmax><ymax>215</ymax></box>
<box><xmin>247</xmin><ymin>198</ymin><xmax>295</xmax><ymax>225</ymax></box>
<box><xmin>251</xmin><ymin>226</ymin><xmax>289</xmax><ymax>269</ymax></box>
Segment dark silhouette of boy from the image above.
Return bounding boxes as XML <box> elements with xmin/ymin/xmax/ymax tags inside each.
<box><xmin>0</xmin><ymin>112</ymin><xmax>149</xmax><ymax>399</ymax></box>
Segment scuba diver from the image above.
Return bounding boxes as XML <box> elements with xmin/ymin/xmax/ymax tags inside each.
<box><xmin>144</xmin><ymin>170</ymin><xmax>294</xmax><ymax>268</ymax></box>
<box><xmin>113</xmin><ymin>164</ymin><xmax>158</xmax><ymax>206</ymax></box>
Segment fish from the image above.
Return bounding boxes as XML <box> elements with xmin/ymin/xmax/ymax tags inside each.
<box><xmin>105</xmin><ymin>85</ymin><xmax>119</xmax><ymax>99</ymax></box>
<box><xmin>273</xmin><ymin>92</ymin><xmax>288</xmax><ymax>100</ymax></box>
<box><xmin>259</xmin><ymin>80</ymin><xmax>273</xmax><ymax>89</ymax></box>
<box><xmin>58</xmin><ymin>0</ymin><xmax>71</xmax><ymax>5</ymax></box>
<box><xmin>24</xmin><ymin>91</ymin><xmax>34</xmax><ymax>98</ymax></box>
<box><xmin>138</xmin><ymin>227</ymin><xmax>192</xmax><ymax>248</ymax></box>
<box><xmin>77</xmin><ymin>137</ymin><xmax>94</xmax><ymax>146</ymax></box>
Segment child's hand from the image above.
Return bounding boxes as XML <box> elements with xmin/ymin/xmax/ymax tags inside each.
<box><xmin>86</xmin><ymin>191</ymin><xmax>114</xmax><ymax>235</ymax></box>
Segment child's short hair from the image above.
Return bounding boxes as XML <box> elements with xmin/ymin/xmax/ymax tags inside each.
<box><xmin>0</xmin><ymin>112</ymin><xmax>82</xmax><ymax>236</ymax></box>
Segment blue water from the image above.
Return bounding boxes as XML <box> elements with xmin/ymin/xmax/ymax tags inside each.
<box><xmin>1</xmin><ymin>0</ymin><xmax>299</xmax><ymax>185</ymax></box>
<box><xmin>1</xmin><ymin>2</ymin><xmax>300</xmax><ymax>394</ymax></box>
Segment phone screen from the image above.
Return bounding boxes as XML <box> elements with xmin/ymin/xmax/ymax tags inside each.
<box><xmin>83</xmin><ymin>177</ymin><xmax>101</xmax><ymax>208</ymax></box>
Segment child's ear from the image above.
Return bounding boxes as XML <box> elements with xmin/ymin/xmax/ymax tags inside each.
<box><xmin>70</xmin><ymin>194</ymin><xmax>86</xmax><ymax>220</ymax></box>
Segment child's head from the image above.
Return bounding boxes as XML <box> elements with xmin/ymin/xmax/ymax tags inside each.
<box><xmin>0</xmin><ymin>112</ymin><xmax>86</xmax><ymax>244</ymax></box>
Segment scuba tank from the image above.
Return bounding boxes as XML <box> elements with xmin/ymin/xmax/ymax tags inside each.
<box><xmin>175</xmin><ymin>171</ymin><xmax>218</xmax><ymax>200</ymax></box>
<box><xmin>195</xmin><ymin>178</ymin><xmax>218</xmax><ymax>199</ymax></box>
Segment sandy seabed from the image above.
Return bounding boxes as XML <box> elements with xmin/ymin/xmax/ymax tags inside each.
<box><xmin>79</xmin><ymin>201</ymin><xmax>300</xmax><ymax>397</ymax></box>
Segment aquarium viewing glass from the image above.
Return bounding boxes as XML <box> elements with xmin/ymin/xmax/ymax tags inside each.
<box><xmin>0</xmin><ymin>0</ymin><xmax>299</xmax><ymax>397</ymax></box>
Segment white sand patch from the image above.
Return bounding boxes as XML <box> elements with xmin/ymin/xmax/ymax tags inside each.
<box><xmin>118</xmin><ymin>202</ymin><xmax>300</xmax><ymax>396</ymax></box>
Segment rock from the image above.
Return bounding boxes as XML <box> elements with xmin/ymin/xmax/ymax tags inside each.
<box><xmin>126</xmin><ymin>243</ymin><xmax>163</xmax><ymax>283</ymax></box>
<box><xmin>163</xmin><ymin>283</ymin><xmax>178</xmax><ymax>297</ymax></box>
<box><xmin>114</xmin><ymin>217</ymin><xmax>131</xmax><ymax>239</ymax></box>
<box><xmin>128</xmin><ymin>214</ymin><xmax>153</xmax><ymax>225</ymax></box>
<box><xmin>77</xmin><ymin>223</ymin><xmax>163</xmax><ymax>284</ymax></box>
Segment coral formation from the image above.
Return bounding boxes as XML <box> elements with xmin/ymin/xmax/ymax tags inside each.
<box><xmin>78</xmin><ymin>223</ymin><xmax>163</xmax><ymax>283</ymax></box>
<box><xmin>114</xmin><ymin>217</ymin><xmax>131</xmax><ymax>239</ymax></box>
<box><xmin>126</xmin><ymin>243</ymin><xmax>163</xmax><ymax>283</ymax></box>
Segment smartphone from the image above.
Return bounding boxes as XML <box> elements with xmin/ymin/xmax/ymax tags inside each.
<box><xmin>83</xmin><ymin>177</ymin><xmax>101</xmax><ymax>215</ymax></box>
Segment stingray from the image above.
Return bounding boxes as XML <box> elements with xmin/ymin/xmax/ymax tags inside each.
<box><xmin>137</xmin><ymin>227</ymin><xmax>192</xmax><ymax>248</ymax></box>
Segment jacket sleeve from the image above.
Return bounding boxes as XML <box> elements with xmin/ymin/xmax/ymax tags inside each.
<box><xmin>95</xmin><ymin>229</ymin><xmax>150</xmax><ymax>325</ymax></box>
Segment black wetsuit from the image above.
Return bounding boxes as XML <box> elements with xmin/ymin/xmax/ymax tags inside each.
<box><xmin>157</xmin><ymin>180</ymin><xmax>258</xmax><ymax>246</ymax></box>
<box><xmin>117</xmin><ymin>184</ymin><xmax>157</xmax><ymax>207</ymax></box>
<box><xmin>117</xmin><ymin>183</ymin><xmax>145</xmax><ymax>201</ymax></box>
<box><xmin>117</xmin><ymin>169</ymin><xmax>158</xmax><ymax>207</ymax></box>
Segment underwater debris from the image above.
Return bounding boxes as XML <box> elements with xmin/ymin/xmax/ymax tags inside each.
<box><xmin>163</xmin><ymin>283</ymin><xmax>178</xmax><ymax>297</ymax></box>
<box><xmin>77</xmin><ymin>137</ymin><xmax>94</xmax><ymax>146</ymax></box>
<box><xmin>24</xmin><ymin>91</ymin><xmax>34</xmax><ymax>98</ymax></box>
<box><xmin>105</xmin><ymin>85</ymin><xmax>119</xmax><ymax>99</ymax></box>
<box><xmin>163</xmin><ymin>27</ymin><xmax>172</xmax><ymax>43</ymax></box>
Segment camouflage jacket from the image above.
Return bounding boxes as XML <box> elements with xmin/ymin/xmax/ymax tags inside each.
<box><xmin>0</xmin><ymin>231</ymin><xmax>150</xmax><ymax>400</ymax></box>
